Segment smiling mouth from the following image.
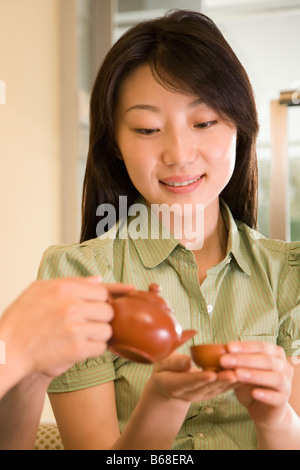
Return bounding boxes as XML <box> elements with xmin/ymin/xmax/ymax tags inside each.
<box><xmin>160</xmin><ymin>176</ymin><xmax>202</xmax><ymax>187</ymax></box>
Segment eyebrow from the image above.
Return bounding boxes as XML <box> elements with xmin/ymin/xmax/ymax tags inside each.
<box><xmin>189</xmin><ymin>98</ymin><xmax>204</xmax><ymax>109</ymax></box>
<box><xmin>125</xmin><ymin>98</ymin><xmax>204</xmax><ymax>114</ymax></box>
<box><xmin>125</xmin><ymin>104</ymin><xmax>160</xmax><ymax>114</ymax></box>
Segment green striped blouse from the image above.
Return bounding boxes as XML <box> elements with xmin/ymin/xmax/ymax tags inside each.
<box><xmin>38</xmin><ymin>198</ymin><xmax>300</xmax><ymax>450</ymax></box>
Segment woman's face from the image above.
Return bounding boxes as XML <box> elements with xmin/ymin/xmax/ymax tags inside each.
<box><xmin>114</xmin><ymin>64</ymin><xmax>237</xmax><ymax>212</ymax></box>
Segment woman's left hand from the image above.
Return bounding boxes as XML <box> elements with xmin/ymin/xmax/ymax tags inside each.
<box><xmin>220</xmin><ymin>341</ymin><xmax>294</xmax><ymax>428</ymax></box>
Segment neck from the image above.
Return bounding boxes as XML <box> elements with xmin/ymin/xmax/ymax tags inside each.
<box><xmin>144</xmin><ymin>197</ymin><xmax>228</xmax><ymax>261</ymax></box>
<box><xmin>182</xmin><ymin>199</ymin><xmax>228</xmax><ymax>272</ymax></box>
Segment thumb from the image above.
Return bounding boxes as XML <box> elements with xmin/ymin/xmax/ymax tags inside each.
<box><xmin>154</xmin><ymin>353</ymin><xmax>192</xmax><ymax>373</ymax></box>
<box><xmin>85</xmin><ymin>276</ymin><xmax>103</xmax><ymax>284</ymax></box>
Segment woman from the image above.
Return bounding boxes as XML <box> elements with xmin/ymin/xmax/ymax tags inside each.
<box><xmin>38</xmin><ymin>10</ymin><xmax>300</xmax><ymax>450</ymax></box>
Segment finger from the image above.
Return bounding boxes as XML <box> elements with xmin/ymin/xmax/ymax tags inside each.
<box><xmin>162</xmin><ymin>370</ymin><xmax>218</xmax><ymax>399</ymax></box>
<box><xmin>227</xmin><ymin>341</ymin><xmax>286</xmax><ymax>360</ymax></box>
<box><xmin>50</xmin><ymin>278</ymin><xmax>135</xmax><ymax>302</ymax></box>
<box><xmin>86</xmin><ymin>283</ymin><xmax>135</xmax><ymax>302</ymax></box>
<box><xmin>80</xmin><ymin>302</ymin><xmax>115</xmax><ymax>322</ymax></box>
<box><xmin>84</xmin><ymin>276</ymin><xmax>103</xmax><ymax>284</ymax></box>
<box><xmin>83</xmin><ymin>322</ymin><xmax>113</xmax><ymax>342</ymax></box>
<box><xmin>160</xmin><ymin>366</ymin><xmax>237</xmax><ymax>396</ymax></box>
<box><xmin>154</xmin><ymin>353</ymin><xmax>192</xmax><ymax>372</ymax></box>
<box><xmin>251</xmin><ymin>388</ymin><xmax>287</xmax><ymax>407</ymax></box>
<box><xmin>235</xmin><ymin>368</ymin><xmax>290</xmax><ymax>394</ymax></box>
<box><xmin>217</xmin><ymin>369</ymin><xmax>239</xmax><ymax>383</ymax></box>
<box><xmin>79</xmin><ymin>340</ymin><xmax>110</xmax><ymax>360</ymax></box>
<box><xmin>105</xmin><ymin>283</ymin><xmax>136</xmax><ymax>298</ymax></box>
<box><xmin>180</xmin><ymin>376</ymin><xmax>236</xmax><ymax>402</ymax></box>
<box><xmin>221</xmin><ymin>353</ymin><xmax>286</xmax><ymax>372</ymax></box>
<box><xmin>48</xmin><ymin>277</ymin><xmax>109</xmax><ymax>302</ymax></box>
<box><xmin>200</xmin><ymin>380</ymin><xmax>235</xmax><ymax>397</ymax></box>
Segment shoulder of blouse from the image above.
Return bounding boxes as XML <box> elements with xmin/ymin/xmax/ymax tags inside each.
<box><xmin>37</xmin><ymin>222</ymin><xmax>122</xmax><ymax>282</ymax></box>
<box><xmin>235</xmin><ymin>219</ymin><xmax>300</xmax><ymax>267</ymax></box>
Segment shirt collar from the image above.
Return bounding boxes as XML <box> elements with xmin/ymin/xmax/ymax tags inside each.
<box><xmin>127</xmin><ymin>196</ymin><xmax>179</xmax><ymax>268</ymax></box>
<box><xmin>127</xmin><ymin>196</ymin><xmax>251</xmax><ymax>275</ymax></box>
<box><xmin>220</xmin><ymin>200</ymin><xmax>251</xmax><ymax>276</ymax></box>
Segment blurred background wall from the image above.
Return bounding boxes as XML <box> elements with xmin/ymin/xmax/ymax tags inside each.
<box><xmin>0</xmin><ymin>0</ymin><xmax>62</xmax><ymax>313</ymax></box>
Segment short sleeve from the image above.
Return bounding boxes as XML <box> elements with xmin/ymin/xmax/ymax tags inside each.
<box><xmin>37</xmin><ymin>238</ymin><xmax>117</xmax><ymax>282</ymax></box>
<box><xmin>37</xmin><ymin>238</ymin><xmax>119</xmax><ymax>393</ymax></box>
<box><xmin>277</xmin><ymin>242</ymin><xmax>300</xmax><ymax>356</ymax></box>
<box><xmin>48</xmin><ymin>350</ymin><xmax>116</xmax><ymax>393</ymax></box>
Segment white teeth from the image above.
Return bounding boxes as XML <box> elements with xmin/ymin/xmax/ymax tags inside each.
<box><xmin>164</xmin><ymin>177</ymin><xmax>201</xmax><ymax>187</ymax></box>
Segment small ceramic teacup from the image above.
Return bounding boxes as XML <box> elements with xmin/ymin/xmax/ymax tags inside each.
<box><xmin>190</xmin><ymin>343</ymin><xmax>228</xmax><ymax>371</ymax></box>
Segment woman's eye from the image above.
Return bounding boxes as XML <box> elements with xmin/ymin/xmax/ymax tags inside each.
<box><xmin>195</xmin><ymin>120</ymin><xmax>217</xmax><ymax>129</ymax></box>
<box><xmin>134</xmin><ymin>128</ymin><xmax>160</xmax><ymax>135</ymax></box>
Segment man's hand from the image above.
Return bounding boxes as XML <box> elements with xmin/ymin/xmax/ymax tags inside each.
<box><xmin>0</xmin><ymin>277</ymin><xmax>135</xmax><ymax>379</ymax></box>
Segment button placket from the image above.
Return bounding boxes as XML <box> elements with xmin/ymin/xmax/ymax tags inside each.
<box><xmin>207</xmin><ymin>304</ymin><xmax>213</xmax><ymax>315</ymax></box>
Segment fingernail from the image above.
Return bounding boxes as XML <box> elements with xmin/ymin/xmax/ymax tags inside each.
<box><xmin>237</xmin><ymin>369</ymin><xmax>251</xmax><ymax>380</ymax></box>
<box><xmin>227</xmin><ymin>342</ymin><xmax>241</xmax><ymax>353</ymax></box>
<box><xmin>253</xmin><ymin>390</ymin><xmax>267</xmax><ymax>400</ymax></box>
<box><xmin>87</xmin><ymin>276</ymin><xmax>102</xmax><ymax>283</ymax></box>
<box><xmin>221</xmin><ymin>356</ymin><xmax>237</xmax><ymax>367</ymax></box>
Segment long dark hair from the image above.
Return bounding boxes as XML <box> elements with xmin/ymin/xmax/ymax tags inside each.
<box><xmin>80</xmin><ymin>9</ymin><xmax>259</xmax><ymax>243</ymax></box>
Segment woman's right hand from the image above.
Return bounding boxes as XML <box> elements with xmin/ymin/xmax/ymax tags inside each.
<box><xmin>148</xmin><ymin>353</ymin><xmax>238</xmax><ymax>404</ymax></box>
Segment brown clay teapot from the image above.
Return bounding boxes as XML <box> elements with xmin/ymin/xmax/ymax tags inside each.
<box><xmin>108</xmin><ymin>284</ymin><xmax>196</xmax><ymax>363</ymax></box>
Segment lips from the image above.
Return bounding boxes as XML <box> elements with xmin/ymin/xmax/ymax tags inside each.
<box><xmin>159</xmin><ymin>174</ymin><xmax>204</xmax><ymax>194</ymax></box>
<box><xmin>162</xmin><ymin>177</ymin><xmax>201</xmax><ymax>187</ymax></box>
<box><xmin>160</xmin><ymin>175</ymin><xmax>203</xmax><ymax>187</ymax></box>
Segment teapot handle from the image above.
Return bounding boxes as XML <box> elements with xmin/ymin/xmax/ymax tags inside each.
<box><xmin>148</xmin><ymin>283</ymin><xmax>162</xmax><ymax>294</ymax></box>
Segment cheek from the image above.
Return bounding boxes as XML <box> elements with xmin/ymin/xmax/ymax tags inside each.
<box><xmin>116</xmin><ymin>132</ymin><xmax>157</xmax><ymax>176</ymax></box>
<box><xmin>211</xmin><ymin>131</ymin><xmax>237</xmax><ymax>176</ymax></box>
<box><xmin>117</xmin><ymin>142</ymin><xmax>154</xmax><ymax>189</ymax></box>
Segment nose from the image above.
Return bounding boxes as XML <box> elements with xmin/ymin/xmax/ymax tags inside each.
<box><xmin>161</xmin><ymin>126</ymin><xmax>196</xmax><ymax>167</ymax></box>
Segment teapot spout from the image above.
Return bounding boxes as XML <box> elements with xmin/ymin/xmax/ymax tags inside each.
<box><xmin>175</xmin><ymin>329</ymin><xmax>197</xmax><ymax>348</ymax></box>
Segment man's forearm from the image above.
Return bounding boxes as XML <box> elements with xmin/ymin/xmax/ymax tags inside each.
<box><xmin>0</xmin><ymin>364</ymin><xmax>26</xmax><ymax>400</ymax></box>
<box><xmin>0</xmin><ymin>373</ymin><xmax>51</xmax><ymax>450</ymax></box>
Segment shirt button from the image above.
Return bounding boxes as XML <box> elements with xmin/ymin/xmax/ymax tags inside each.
<box><xmin>207</xmin><ymin>304</ymin><xmax>213</xmax><ymax>314</ymax></box>
<box><xmin>198</xmin><ymin>433</ymin><xmax>206</xmax><ymax>438</ymax></box>
<box><xmin>205</xmin><ymin>407</ymin><xmax>215</xmax><ymax>415</ymax></box>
